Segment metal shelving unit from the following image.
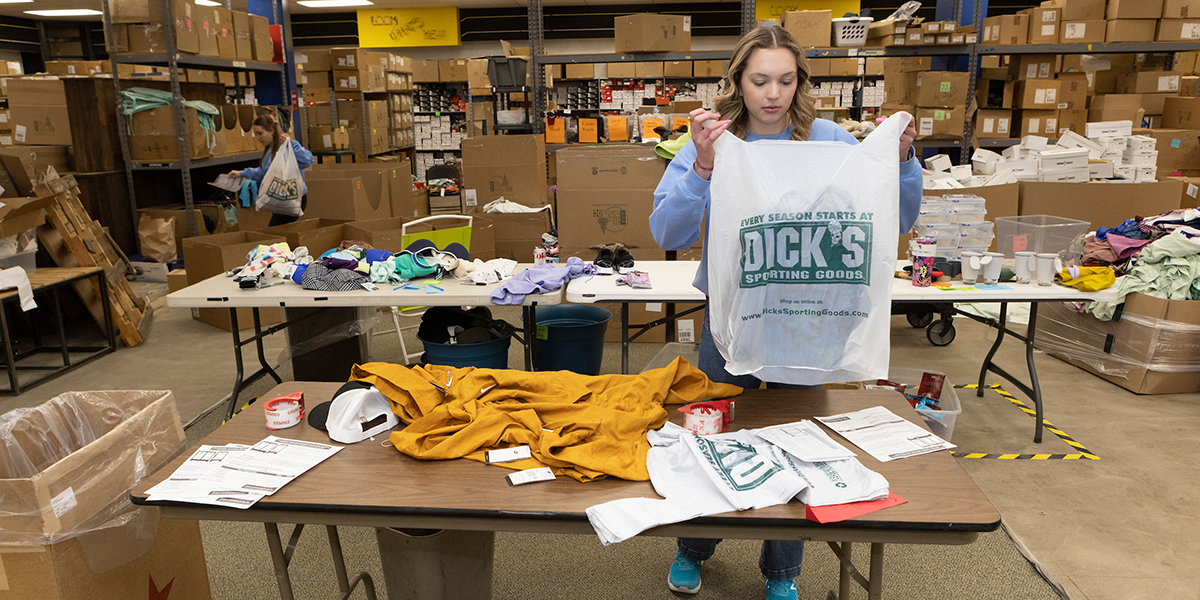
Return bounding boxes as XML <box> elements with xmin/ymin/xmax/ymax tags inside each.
<box><xmin>99</xmin><ymin>0</ymin><xmax>290</xmax><ymax>240</ymax></box>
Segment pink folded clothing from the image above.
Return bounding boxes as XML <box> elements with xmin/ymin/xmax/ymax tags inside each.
<box><xmin>1105</xmin><ymin>234</ymin><xmax>1155</xmax><ymax>259</ymax></box>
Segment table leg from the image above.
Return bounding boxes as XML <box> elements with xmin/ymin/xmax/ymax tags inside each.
<box><xmin>827</xmin><ymin>541</ymin><xmax>869</xmax><ymax>599</ymax></box>
<box><xmin>227</xmin><ymin>308</ymin><xmax>247</xmax><ymax>421</ymax></box>
<box><xmin>868</xmin><ymin>543</ymin><xmax>884</xmax><ymax>600</ymax></box>
<box><xmin>523</xmin><ymin>303</ymin><xmax>540</xmax><ymax>371</ymax></box>
<box><xmin>1</xmin><ymin>305</ymin><xmax>18</xmax><ymax>394</ymax></box>
<box><xmin>253</xmin><ymin>308</ymin><xmax>283</xmax><ymax>387</ymax></box>
<box><xmin>977</xmin><ymin>301</ymin><xmax>1009</xmax><ymax>397</ymax></box>
<box><xmin>326</xmin><ymin>525</ymin><xmax>380</xmax><ymax>600</ymax></box>
<box><xmin>375</xmin><ymin>528</ymin><xmax>494</xmax><ymax>600</ymax></box>
<box><xmin>264</xmin><ymin>523</ymin><xmax>297</xmax><ymax>600</ymax></box>
<box><xmin>1026</xmin><ymin>302</ymin><xmax>1045</xmax><ymax>443</ymax></box>
<box><xmin>52</xmin><ymin>287</ymin><xmax>70</xmax><ymax>367</ymax></box>
<box><xmin>621</xmin><ymin>302</ymin><xmax>630</xmax><ymax>374</ymax></box>
<box><xmin>837</xmin><ymin>542</ymin><xmax>852</xmax><ymax>600</ymax></box>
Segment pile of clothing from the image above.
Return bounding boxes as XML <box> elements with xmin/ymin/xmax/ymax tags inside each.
<box><xmin>1081</xmin><ymin>207</ymin><xmax>1200</xmax><ymax>320</ymax></box>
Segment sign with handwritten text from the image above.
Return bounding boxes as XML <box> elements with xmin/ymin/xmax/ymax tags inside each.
<box><xmin>755</xmin><ymin>0</ymin><xmax>859</xmax><ymax>21</ymax></box>
<box><xmin>357</xmin><ymin>7</ymin><xmax>460</xmax><ymax>48</ymax></box>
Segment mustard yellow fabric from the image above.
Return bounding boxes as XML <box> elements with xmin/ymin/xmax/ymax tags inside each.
<box><xmin>350</xmin><ymin>357</ymin><xmax>742</xmax><ymax>482</ymax></box>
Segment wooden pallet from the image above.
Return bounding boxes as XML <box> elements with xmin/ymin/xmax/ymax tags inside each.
<box><xmin>34</xmin><ymin>174</ymin><xmax>152</xmax><ymax>347</ymax></box>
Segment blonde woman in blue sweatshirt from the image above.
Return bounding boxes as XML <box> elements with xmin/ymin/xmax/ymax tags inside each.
<box><xmin>650</xmin><ymin>26</ymin><xmax>922</xmax><ymax>600</ymax></box>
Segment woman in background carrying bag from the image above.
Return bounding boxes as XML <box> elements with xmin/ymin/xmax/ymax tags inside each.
<box><xmin>649</xmin><ymin>26</ymin><xmax>922</xmax><ymax>600</ymax></box>
<box><xmin>229</xmin><ymin>114</ymin><xmax>314</xmax><ymax>226</ymax></box>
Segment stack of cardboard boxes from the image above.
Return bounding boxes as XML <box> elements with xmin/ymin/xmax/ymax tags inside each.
<box><xmin>387</xmin><ymin>54</ymin><xmax>415</xmax><ymax>150</ymax></box>
<box><xmin>978</xmin><ymin>0</ymin><xmax>1200</xmax><ymax>45</ymax></box>
<box><xmin>297</xmin><ymin>48</ymin><xmax>414</xmax><ymax>159</ymax></box>
<box><xmin>883</xmin><ymin>63</ymin><xmax>970</xmax><ymax>140</ymax></box>
<box><xmin>107</xmin><ymin>0</ymin><xmax>275</xmax><ymax>63</ymax></box>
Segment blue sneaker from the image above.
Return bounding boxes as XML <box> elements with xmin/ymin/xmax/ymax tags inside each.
<box><xmin>765</xmin><ymin>578</ymin><xmax>798</xmax><ymax>600</ymax></box>
<box><xmin>668</xmin><ymin>548</ymin><xmax>703</xmax><ymax>593</ymax></box>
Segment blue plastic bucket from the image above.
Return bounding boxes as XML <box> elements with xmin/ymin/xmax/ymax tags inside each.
<box><xmin>419</xmin><ymin>334</ymin><xmax>511</xmax><ymax>369</ymax></box>
<box><xmin>531</xmin><ymin>305</ymin><xmax>612</xmax><ymax>375</ymax></box>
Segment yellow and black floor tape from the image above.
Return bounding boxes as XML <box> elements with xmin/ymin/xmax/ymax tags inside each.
<box><xmin>949</xmin><ymin>384</ymin><xmax>1099</xmax><ymax>461</ymax></box>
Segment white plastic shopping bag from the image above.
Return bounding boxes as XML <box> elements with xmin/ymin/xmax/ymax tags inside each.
<box><xmin>706</xmin><ymin>113</ymin><xmax>911</xmax><ymax>385</ymax></box>
<box><xmin>256</xmin><ymin>142</ymin><xmax>306</xmax><ymax>217</ymax></box>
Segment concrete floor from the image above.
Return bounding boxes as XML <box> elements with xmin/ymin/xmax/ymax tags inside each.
<box><xmin>3</xmin><ymin>295</ymin><xmax>1197</xmax><ymax>600</ymax></box>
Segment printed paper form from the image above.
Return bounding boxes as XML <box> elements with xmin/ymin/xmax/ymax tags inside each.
<box><xmin>816</xmin><ymin>406</ymin><xmax>954</xmax><ymax>462</ymax></box>
<box><xmin>754</xmin><ymin>420</ymin><xmax>857</xmax><ymax>463</ymax></box>
<box><xmin>146</xmin><ymin>437</ymin><xmax>342</xmax><ymax>509</ymax></box>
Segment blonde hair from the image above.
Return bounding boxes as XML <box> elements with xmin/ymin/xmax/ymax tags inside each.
<box><xmin>714</xmin><ymin>26</ymin><xmax>817</xmax><ymax>141</ymax></box>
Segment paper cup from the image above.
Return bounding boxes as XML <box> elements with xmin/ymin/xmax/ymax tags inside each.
<box><xmin>960</xmin><ymin>251</ymin><xmax>982</xmax><ymax>285</ymax></box>
<box><xmin>982</xmin><ymin>252</ymin><xmax>1004</xmax><ymax>285</ymax></box>
<box><xmin>1035</xmin><ymin>253</ymin><xmax>1060</xmax><ymax>286</ymax></box>
<box><xmin>1014</xmin><ymin>251</ymin><xmax>1036</xmax><ymax>283</ymax></box>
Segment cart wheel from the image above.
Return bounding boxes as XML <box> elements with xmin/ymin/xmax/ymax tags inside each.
<box><xmin>907</xmin><ymin>311</ymin><xmax>934</xmax><ymax>328</ymax></box>
<box><xmin>927</xmin><ymin>320</ymin><xmax>956</xmax><ymax>346</ymax></box>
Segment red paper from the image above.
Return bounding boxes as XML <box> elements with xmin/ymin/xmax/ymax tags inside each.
<box><xmin>804</xmin><ymin>493</ymin><xmax>908</xmax><ymax>524</ymax></box>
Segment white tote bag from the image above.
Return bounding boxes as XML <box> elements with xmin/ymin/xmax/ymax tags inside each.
<box><xmin>256</xmin><ymin>141</ymin><xmax>306</xmax><ymax>217</ymax></box>
<box><xmin>706</xmin><ymin>113</ymin><xmax>910</xmax><ymax>385</ymax></box>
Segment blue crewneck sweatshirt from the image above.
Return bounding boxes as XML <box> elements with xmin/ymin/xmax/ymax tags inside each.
<box><xmin>649</xmin><ymin>119</ymin><xmax>922</xmax><ymax>294</ymax></box>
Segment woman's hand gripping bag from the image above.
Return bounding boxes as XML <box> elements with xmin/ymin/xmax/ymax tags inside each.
<box><xmin>257</xmin><ymin>142</ymin><xmax>307</xmax><ymax>217</ymax></box>
<box><xmin>706</xmin><ymin>112</ymin><xmax>911</xmax><ymax>385</ymax></box>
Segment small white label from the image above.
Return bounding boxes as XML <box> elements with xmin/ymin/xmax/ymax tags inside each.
<box><xmin>349</xmin><ymin>76</ymin><xmax>358</xmax><ymax>87</ymax></box>
<box><xmin>1039</xmin><ymin>63</ymin><xmax>1051</xmax><ymax>78</ymax></box>
<box><xmin>1045</xmin><ymin>88</ymin><xmax>1057</xmax><ymax>104</ymax></box>
<box><xmin>0</xmin><ymin>113</ymin><xmax>6</xmax><ymax>124</ymax></box>
<box><xmin>678</xmin><ymin>319</ymin><xmax>695</xmax><ymax>343</ymax></box>
<box><xmin>464</xmin><ymin>189</ymin><xmax>478</xmax><ymax>206</ymax></box>
<box><xmin>362</xmin><ymin>282</ymin><xmax>378</xmax><ymax>291</ymax></box>
<box><xmin>928</xmin><ymin>23</ymin><xmax>941</xmax><ymax>32</ymax></box>
<box><xmin>323</xmin><ymin>134</ymin><xmax>332</xmax><ymax>147</ymax></box>
<box><xmin>51</xmin><ymin>487</ymin><xmax>77</xmax><ymax>518</ymax></box>
<box><xmin>347</xmin><ymin>55</ymin><xmax>356</xmax><ymax>67</ymax></box>
<box><xmin>1035</xmin><ymin>89</ymin><xmax>1047</xmax><ymax>104</ymax></box>
<box><xmin>1086</xmin><ymin>73</ymin><xmax>1095</xmax><ymax>87</ymax></box>
<box><xmin>1026</xmin><ymin>64</ymin><xmax>1038</xmax><ymax>79</ymax></box>
<box><xmin>983</xmin><ymin>118</ymin><xmax>994</xmax><ymax>133</ymax></box>
<box><xmin>919</xmin><ymin>118</ymin><xmax>933</xmax><ymax>136</ymax></box>
<box><xmin>67</xmin><ymin>65</ymin><xmax>76</xmax><ymax>74</ymax></box>
<box><xmin>683</xmin><ymin>16</ymin><xmax>691</xmax><ymax>32</ymax></box>
<box><xmin>646</xmin><ymin>303</ymin><xmax>663</xmax><ymax>313</ymax></box>
<box><xmin>1029</xmin><ymin>118</ymin><xmax>1041</xmax><ymax>133</ymax></box>
<box><xmin>0</xmin><ymin>135</ymin><xmax>12</xmax><ymax>145</ymax></box>
<box><xmin>1065</xmin><ymin>23</ymin><xmax>1085</xmax><ymax>39</ymax></box>
<box><xmin>1042</xmin><ymin>10</ymin><xmax>1057</xmax><ymax>21</ymax></box>
<box><xmin>297</xmin><ymin>52</ymin><xmax>308</xmax><ymax>63</ymax></box>
<box><xmin>998</xmin><ymin>118</ymin><xmax>1010</xmax><ymax>134</ymax></box>
<box><xmin>1188</xmin><ymin>183</ymin><xmax>1199</xmax><ymax>198</ymax></box>
<box><xmin>232</xmin><ymin>60</ymin><xmax>246</xmax><ymax>68</ymax></box>
<box><xmin>14</xmin><ymin>124</ymin><xmax>25</xmax><ymax>143</ymax></box>
<box><xmin>1184</xmin><ymin>23</ymin><xmax>1200</xmax><ymax>39</ymax></box>
<box><xmin>506</xmin><ymin>467</ymin><xmax>556</xmax><ymax>486</ymax></box>
<box><xmin>1159</xmin><ymin>76</ymin><xmax>1179</xmax><ymax>92</ymax></box>
<box><xmin>485</xmin><ymin>446</ymin><xmax>532</xmax><ymax>464</ymax></box>
<box><xmin>1046</xmin><ymin>118</ymin><xmax>1058</xmax><ymax>132</ymax></box>
<box><xmin>1041</xmin><ymin>24</ymin><xmax>1055</xmax><ymax>36</ymax></box>
<box><xmin>1058</xmin><ymin>102</ymin><xmax>1069</xmax><ymax>109</ymax></box>
<box><xmin>917</xmin><ymin>72</ymin><xmax>924</xmax><ymax>86</ymax></box>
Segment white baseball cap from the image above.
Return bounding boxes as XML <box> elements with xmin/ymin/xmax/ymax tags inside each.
<box><xmin>324</xmin><ymin>383</ymin><xmax>399</xmax><ymax>444</ymax></box>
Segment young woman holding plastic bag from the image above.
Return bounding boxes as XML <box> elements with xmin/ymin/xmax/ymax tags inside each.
<box><xmin>229</xmin><ymin>114</ymin><xmax>314</xmax><ymax>226</ymax></box>
<box><xmin>649</xmin><ymin>26</ymin><xmax>921</xmax><ymax>600</ymax></box>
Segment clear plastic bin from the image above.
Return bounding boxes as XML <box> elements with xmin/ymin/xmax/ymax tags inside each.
<box><xmin>960</xmin><ymin>222</ymin><xmax>995</xmax><ymax>237</ymax></box>
<box><xmin>956</xmin><ymin>245</ymin><xmax>989</xmax><ymax>260</ymax></box>
<box><xmin>954</xmin><ymin>211</ymin><xmax>987</xmax><ymax>225</ymax></box>
<box><xmin>995</xmin><ymin>215</ymin><xmax>1091</xmax><ymax>259</ymax></box>
<box><xmin>864</xmin><ymin>367</ymin><xmax>962</xmax><ymax>441</ymax></box>
<box><xmin>957</xmin><ymin>235</ymin><xmax>993</xmax><ymax>248</ymax></box>
<box><xmin>950</xmin><ymin>197</ymin><xmax>987</xmax><ymax>212</ymax></box>
<box><xmin>917</xmin><ymin>223</ymin><xmax>959</xmax><ymax>238</ymax></box>
<box><xmin>641</xmin><ymin>342</ymin><xmax>701</xmax><ymax>373</ymax></box>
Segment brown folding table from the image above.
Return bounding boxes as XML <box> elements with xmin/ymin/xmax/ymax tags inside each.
<box><xmin>131</xmin><ymin>381</ymin><xmax>1000</xmax><ymax>600</ymax></box>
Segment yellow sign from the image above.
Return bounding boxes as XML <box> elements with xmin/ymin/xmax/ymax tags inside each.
<box><xmin>357</xmin><ymin>7</ymin><xmax>460</xmax><ymax>48</ymax></box>
<box><xmin>641</xmin><ymin>117</ymin><xmax>665</xmax><ymax>141</ymax></box>
<box><xmin>545</xmin><ymin>118</ymin><xmax>566</xmax><ymax>144</ymax></box>
<box><xmin>672</xmin><ymin>116</ymin><xmax>690</xmax><ymax>133</ymax></box>
<box><xmin>608</xmin><ymin>116</ymin><xmax>628</xmax><ymax>141</ymax></box>
<box><xmin>756</xmin><ymin>0</ymin><xmax>860</xmax><ymax>21</ymax></box>
<box><xmin>579</xmin><ymin>118</ymin><xmax>598</xmax><ymax>144</ymax></box>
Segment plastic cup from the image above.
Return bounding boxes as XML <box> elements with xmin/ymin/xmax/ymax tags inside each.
<box><xmin>981</xmin><ymin>252</ymin><xmax>1004</xmax><ymax>285</ymax></box>
<box><xmin>1014</xmin><ymin>251</ymin><xmax>1036</xmax><ymax>283</ymax></box>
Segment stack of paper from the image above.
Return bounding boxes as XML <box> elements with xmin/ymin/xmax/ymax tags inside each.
<box><xmin>816</xmin><ymin>406</ymin><xmax>955</xmax><ymax>462</ymax></box>
<box><xmin>754</xmin><ymin>420</ymin><xmax>856</xmax><ymax>462</ymax></box>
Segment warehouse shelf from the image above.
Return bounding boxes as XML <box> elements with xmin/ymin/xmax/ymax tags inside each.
<box><xmin>113</xmin><ymin>54</ymin><xmax>283</xmax><ymax>72</ymax></box>
<box><xmin>978</xmin><ymin>42</ymin><xmax>1200</xmax><ymax>55</ymax></box>
<box><xmin>415</xmin><ymin>111</ymin><xmax>465</xmax><ymax>115</ymax></box>
<box><xmin>540</xmin><ymin>52</ymin><xmax>733</xmax><ymax>65</ymax></box>
<box><xmin>130</xmin><ymin>152</ymin><xmax>264</xmax><ymax>171</ymax></box>
<box><xmin>914</xmin><ymin>139</ymin><xmax>964</xmax><ymax>148</ymax></box>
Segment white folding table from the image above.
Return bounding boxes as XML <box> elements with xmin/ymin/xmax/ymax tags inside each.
<box><xmin>168</xmin><ymin>266</ymin><xmax>563</xmax><ymax>419</ymax></box>
<box><xmin>566</xmin><ymin>260</ymin><xmax>1120</xmax><ymax>443</ymax></box>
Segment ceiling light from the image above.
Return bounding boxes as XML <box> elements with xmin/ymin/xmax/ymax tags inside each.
<box><xmin>0</xmin><ymin>1</ymin><xmax>34</xmax><ymax>4</ymax></box>
<box><xmin>25</xmin><ymin>9</ymin><xmax>104</xmax><ymax>16</ymax></box>
<box><xmin>297</xmin><ymin>0</ymin><xmax>374</xmax><ymax>7</ymax></box>
<box><xmin>195</xmin><ymin>0</ymin><xmax>221</xmax><ymax>5</ymax></box>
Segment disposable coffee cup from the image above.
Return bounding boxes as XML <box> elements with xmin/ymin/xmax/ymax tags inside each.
<box><xmin>981</xmin><ymin>252</ymin><xmax>1004</xmax><ymax>285</ymax></box>
<box><xmin>959</xmin><ymin>251</ymin><xmax>982</xmax><ymax>285</ymax></box>
<box><xmin>1035</xmin><ymin>253</ymin><xmax>1060</xmax><ymax>286</ymax></box>
<box><xmin>1014</xmin><ymin>251</ymin><xmax>1036</xmax><ymax>284</ymax></box>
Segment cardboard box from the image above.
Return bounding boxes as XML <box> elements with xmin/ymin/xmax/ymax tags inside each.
<box><xmin>1015</xmin><ymin>79</ymin><xmax>1060</xmax><ymax>109</ymax></box>
<box><xmin>912</xmin><ymin>71</ymin><xmax>969</xmax><ymax>107</ymax></box>
<box><xmin>461</xmin><ymin>135</ymin><xmax>549</xmax><ymax>211</ymax></box>
<box><xmin>1059</xmin><ymin>19</ymin><xmax>1105</xmax><ymax>42</ymax></box>
<box><xmin>1009</xmin><ymin>54</ymin><xmax>1057</xmax><ymax>80</ymax></box>
<box><xmin>663</xmin><ymin>60</ymin><xmax>692</xmax><ymax>78</ymax></box>
<box><xmin>7</xmin><ymin>79</ymin><xmax>72</xmax><ymax>146</ymax></box>
<box><xmin>308</xmin><ymin>125</ymin><xmax>349</xmax><ymax>151</ymax></box>
<box><xmin>184</xmin><ymin>231</ymin><xmax>285</xmax><ymax>330</ymax></box>
<box><xmin>1028</xmin><ymin>7</ymin><xmax>1061</xmax><ymax>43</ymax></box>
<box><xmin>693</xmin><ymin>60</ymin><xmax>725</xmax><ymax>77</ymax></box>
<box><xmin>1036</xmin><ymin>293</ymin><xmax>1200</xmax><ymax>394</ymax></box>
<box><xmin>1016</xmin><ymin>109</ymin><xmax>1059</xmax><ymax>136</ymax></box>
<box><xmin>614</xmin><ymin>14</ymin><xmax>692</xmax><ymax>53</ymax></box>
<box><xmin>1162</xmin><ymin>96</ymin><xmax>1200</xmax><ymax>128</ymax></box>
<box><xmin>195</xmin><ymin>4</ymin><xmax>219</xmax><ymax>57</ymax></box>
<box><xmin>307</xmin><ymin>163</ymin><xmax>407</xmax><ymax>221</ymax></box>
<box><xmin>1135</xmin><ymin>127</ymin><xmax>1200</xmax><ymax>169</ymax></box>
<box><xmin>489</xmin><ymin>209</ymin><xmax>554</xmax><ymax>261</ymax></box>
<box><xmin>564</xmin><ymin>63</ymin><xmax>597</xmax><ymax>79</ymax></box>
<box><xmin>1120</xmin><ymin>71</ymin><xmax>1181</xmax><ymax>94</ymax></box>
<box><xmin>261</xmin><ymin>218</ymin><xmax>351</xmax><ymax>255</ymax></box>
<box><xmin>110</xmin><ymin>0</ymin><xmax>198</xmax><ymax>52</ymax></box>
<box><xmin>782</xmin><ymin>10</ymin><xmax>832</xmax><ymax>48</ymax></box>
<box><xmin>1044</xmin><ymin>0</ymin><xmax>1106</xmax><ymax>20</ymax></box>
<box><xmin>1155</xmin><ymin>18</ymin><xmax>1200</xmax><ymax>40</ymax></box>
<box><xmin>884</xmin><ymin>57</ymin><xmax>934</xmax><ymax>73</ymax></box>
<box><xmin>1057</xmin><ymin>72</ymin><xmax>1089</xmax><ymax>110</ymax></box>
<box><xmin>607</xmin><ymin>62</ymin><xmax>637</xmax><ymax>79</ymax></box>
<box><xmin>0</xmin><ymin>390</ymin><xmax>213</xmax><ymax>600</ymax></box>
<box><xmin>1106</xmin><ymin>19</ymin><xmax>1158</xmax><ymax>42</ymax></box>
<box><xmin>555</xmin><ymin>145</ymin><xmax>666</xmax><ymax>249</ymax></box>
<box><xmin>913</xmin><ymin>106</ymin><xmax>964</xmax><ymax>139</ymax></box>
<box><xmin>211</xmin><ymin>7</ymin><xmax>236</xmax><ymax>59</ymax></box>
<box><xmin>827</xmin><ymin>58</ymin><xmax>859</xmax><ymax>77</ymax></box>
<box><xmin>635</xmin><ymin>61</ymin><xmax>664</xmax><ymax>78</ymax></box>
<box><xmin>1107</xmin><ymin>0</ymin><xmax>1165</xmax><ymax>19</ymax></box>
<box><xmin>168</xmin><ymin>268</ymin><xmax>188</xmax><ymax>293</ymax></box>
<box><xmin>333</xmin><ymin>66</ymin><xmax>385</xmax><ymax>92</ymax></box>
<box><xmin>1089</xmin><ymin>93</ymin><xmax>1146</xmax><ymax>121</ymax></box>
<box><xmin>982</xmin><ymin>14</ymin><xmax>1029</xmax><ymax>45</ymax></box>
<box><xmin>977</xmin><ymin>78</ymin><xmax>1015</xmax><ymax>109</ymax></box>
<box><xmin>439</xmin><ymin>59</ymin><xmax>468</xmax><ymax>82</ymax></box>
<box><xmin>1163</xmin><ymin>0</ymin><xmax>1200</xmax><ymax>18</ymax></box>
<box><xmin>975</xmin><ymin>108</ymin><xmax>1014</xmax><ymax>138</ymax></box>
<box><xmin>251</xmin><ymin>14</ymin><xmax>273</xmax><ymax>63</ymax></box>
<box><xmin>232</xmin><ymin>10</ymin><xmax>253</xmax><ymax>60</ymax></box>
<box><xmin>0</xmin><ymin>195</ymin><xmax>52</xmax><ymax>237</ymax></box>
<box><xmin>1139</xmin><ymin>92</ymin><xmax>1174</xmax><ymax>115</ymax></box>
<box><xmin>138</xmin><ymin>204</ymin><xmax>231</xmax><ymax>255</ymax></box>
<box><xmin>1057</xmin><ymin>108</ymin><xmax>1088</xmax><ymax>135</ymax></box>
<box><xmin>412</xmin><ymin>60</ymin><xmax>440</xmax><ymax>82</ymax></box>
<box><xmin>1019</xmin><ymin>180</ymin><xmax>1183</xmax><ymax>229</ymax></box>
<box><xmin>127</xmin><ymin>106</ymin><xmax>211</xmax><ymax>161</ymax></box>
<box><xmin>296</xmin><ymin>48</ymin><xmax>332</xmax><ymax>71</ymax></box>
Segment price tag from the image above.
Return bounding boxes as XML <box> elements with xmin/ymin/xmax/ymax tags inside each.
<box><xmin>233</xmin><ymin>61</ymin><xmax>246</xmax><ymax>68</ymax></box>
<box><xmin>506</xmin><ymin>467</ymin><xmax>556</xmax><ymax>486</ymax></box>
<box><xmin>536</xmin><ymin>325</ymin><xmax>549</xmax><ymax>340</ymax></box>
<box><xmin>678</xmin><ymin>319</ymin><xmax>695</xmax><ymax>343</ymax></box>
<box><xmin>485</xmin><ymin>446</ymin><xmax>532</xmax><ymax>464</ymax></box>
<box><xmin>51</xmin><ymin>487</ymin><xmax>77</xmax><ymax>518</ymax></box>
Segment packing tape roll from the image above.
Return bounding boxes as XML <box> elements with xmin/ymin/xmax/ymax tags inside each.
<box><xmin>684</xmin><ymin>407</ymin><xmax>723</xmax><ymax>436</ymax></box>
<box><xmin>265</xmin><ymin>393</ymin><xmax>305</xmax><ymax>430</ymax></box>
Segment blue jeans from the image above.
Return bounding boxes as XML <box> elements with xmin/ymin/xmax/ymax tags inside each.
<box><xmin>678</xmin><ymin>311</ymin><xmax>815</xmax><ymax>580</ymax></box>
